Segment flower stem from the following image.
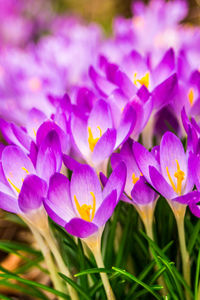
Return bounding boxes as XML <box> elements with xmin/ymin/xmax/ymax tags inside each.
<box><xmin>141</xmin><ymin>207</ymin><xmax>168</xmax><ymax>296</ymax></box>
<box><xmin>84</xmin><ymin>233</ymin><xmax>115</xmax><ymax>300</ymax></box>
<box><xmin>28</xmin><ymin>224</ymin><xmax>64</xmax><ymax>297</ymax></box>
<box><xmin>42</xmin><ymin>228</ymin><xmax>79</xmax><ymax>300</ymax></box>
<box><xmin>176</xmin><ymin>214</ymin><xmax>191</xmax><ymax>300</ymax></box>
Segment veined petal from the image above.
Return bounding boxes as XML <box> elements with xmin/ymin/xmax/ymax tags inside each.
<box><xmin>18</xmin><ymin>175</ymin><xmax>47</xmax><ymax>213</ymax></box>
<box><xmin>103</xmin><ymin>162</ymin><xmax>126</xmax><ymax>201</ymax></box>
<box><xmin>45</xmin><ymin>173</ymin><xmax>75</xmax><ymax>223</ymax></box>
<box><xmin>2</xmin><ymin>146</ymin><xmax>35</xmax><ymax>193</ymax></box>
<box><xmin>0</xmin><ymin>191</ymin><xmax>20</xmax><ymax>214</ymax></box>
<box><xmin>160</xmin><ymin>132</ymin><xmax>187</xmax><ymax>191</ymax></box>
<box><xmin>149</xmin><ymin>166</ymin><xmax>176</xmax><ymax>200</ymax></box>
<box><xmin>132</xmin><ymin>141</ymin><xmax>160</xmax><ymax>184</ymax></box>
<box><xmin>70</xmin><ymin>164</ymin><xmax>102</xmax><ymax>211</ymax></box>
<box><xmin>115</xmin><ymin>105</ymin><xmax>136</xmax><ymax>149</ymax></box>
<box><xmin>131</xmin><ymin>176</ymin><xmax>157</xmax><ymax>205</ymax></box>
<box><xmin>93</xmin><ymin>190</ymin><xmax>117</xmax><ymax>227</ymax></box>
<box><xmin>92</xmin><ymin>128</ymin><xmax>116</xmax><ymax>165</ymax></box>
<box><xmin>65</xmin><ymin>218</ymin><xmax>98</xmax><ymax>238</ymax></box>
<box><xmin>88</xmin><ymin>99</ymin><xmax>113</xmax><ymax>135</ymax></box>
<box><xmin>36</xmin><ymin>131</ymin><xmax>62</xmax><ymax>182</ymax></box>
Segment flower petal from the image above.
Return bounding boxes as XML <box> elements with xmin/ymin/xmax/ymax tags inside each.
<box><xmin>132</xmin><ymin>141</ymin><xmax>159</xmax><ymax>184</ymax></box>
<box><xmin>131</xmin><ymin>176</ymin><xmax>157</xmax><ymax>205</ymax></box>
<box><xmin>103</xmin><ymin>162</ymin><xmax>126</xmax><ymax>201</ymax></box>
<box><xmin>0</xmin><ymin>191</ymin><xmax>19</xmax><ymax>214</ymax></box>
<box><xmin>149</xmin><ymin>166</ymin><xmax>176</xmax><ymax>199</ymax></box>
<box><xmin>92</xmin><ymin>128</ymin><xmax>116</xmax><ymax>165</ymax></box>
<box><xmin>44</xmin><ymin>173</ymin><xmax>75</xmax><ymax>225</ymax></box>
<box><xmin>18</xmin><ymin>175</ymin><xmax>47</xmax><ymax>213</ymax></box>
<box><xmin>65</xmin><ymin>218</ymin><xmax>98</xmax><ymax>238</ymax></box>
<box><xmin>2</xmin><ymin>146</ymin><xmax>35</xmax><ymax>193</ymax></box>
<box><xmin>36</xmin><ymin>131</ymin><xmax>62</xmax><ymax>182</ymax></box>
<box><xmin>93</xmin><ymin>190</ymin><xmax>117</xmax><ymax>227</ymax></box>
<box><xmin>70</xmin><ymin>164</ymin><xmax>103</xmax><ymax>211</ymax></box>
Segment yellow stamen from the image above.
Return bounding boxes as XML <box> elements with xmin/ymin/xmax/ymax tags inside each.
<box><xmin>174</xmin><ymin>160</ymin><xmax>185</xmax><ymax>195</ymax></box>
<box><xmin>33</xmin><ymin>129</ymin><xmax>37</xmax><ymax>137</ymax></box>
<box><xmin>188</xmin><ymin>88</ymin><xmax>194</xmax><ymax>106</ymax></box>
<box><xmin>166</xmin><ymin>159</ymin><xmax>185</xmax><ymax>195</ymax></box>
<box><xmin>133</xmin><ymin>72</ymin><xmax>150</xmax><ymax>88</ymax></box>
<box><xmin>132</xmin><ymin>173</ymin><xmax>139</xmax><ymax>184</ymax></box>
<box><xmin>7</xmin><ymin>178</ymin><xmax>20</xmax><ymax>194</ymax></box>
<box><xmin>88</xmin><ymin>126</ymin><xmax>102</xmax><ymax>152</ymax></box>
<box><xmin>166</xmin><ymin>166</ymin><xmax>176</xmax><ymax>192</ymax></box>
<box><xmin>22</xmin><ymin>167</ymin><xmax>29</xmax><ymax>174</ymax></box>
<box><xmin>74</xmin><ymin>192</ymin><xmax>96</xmax><ymax>222</ymax></box>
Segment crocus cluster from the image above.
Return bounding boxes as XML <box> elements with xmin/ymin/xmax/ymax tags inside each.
<box><xmin>0</xmin><ymin>0</ymin><xmax>200</xmax><ymax>299</ymax></box>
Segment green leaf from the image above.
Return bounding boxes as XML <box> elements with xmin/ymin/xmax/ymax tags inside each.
<box><xmin>194</xmin><ymin>248</ymin><xmax>200</xmax><ymax>300</ymax></box>
<box><xmin>188</xmin><ymin>219</ymin><xmax>200</xmax><ymax>254</ymax></box>
<box><xmin>112</xmin><ymin>267</ymin><xmax>162</xmax><ymax>300</ymax></box>
<box><xmin>0</xmin><ymin>294</ymin><xmax>13</xmax><ymax>300</ymax></box>
<box><xmin>59</xmin><ymin>272</ymin><xmax>92</xmax><ymax>300</ymax></box>
<box><xmin>75</xmin><ymin>268</ymin><xmax>113</xmax><ymax>277</ymax></box>
<box><xmin>0</xmin><ymin>273</ymin><xmax>68</xmax><ymax>299</ymax></box>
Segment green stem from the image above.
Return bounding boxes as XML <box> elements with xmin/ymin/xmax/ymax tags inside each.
<box><xmin>28</xmin><ymin>224</ymin><xmax>64</xmax><ymax>298</ymax></box>
<box><xmin>141</xmin><ymin>207</ymin><xmax>168</xmax><ymax>296</ymax></box>
<box><xmin>84</xmin><ymin>233</ymin><xmax>115</xmax><ymax>300</ymax></box>
<box><xmin>176</xmin><ymin>214</ymin><xmax>191</xmax><ymax>300</ymax></box>
<box><xmin>42</xmin><ymin>228</ymin><xmax>79</xmax><ymax>300</ymax></box>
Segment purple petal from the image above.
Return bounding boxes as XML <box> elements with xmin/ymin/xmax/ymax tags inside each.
<box><xmin>70</xmin><ymin>164</ymin><xmax>103</xmax><ymax>211</ymax></box>
<box><xmin>92</xmin><ymin>128</ymin><xmax>116</xmax><ymax>165</ymax></box>
<box><xmin>93</xmin><ymin>190</ymin><xmax>117</xmax><ymax>227</ymax></box>
<box><xmin>160</xmin><ymin>132</ymin><xmax>187</xmax><ymax>189</ymax></box>
<box><xmin>103</xmin><ymin>162</ymin><xmax>126</xmax><ymax>201</ymax></box>
<box><xmin>149</xmin><ymin>166</ymin><xmax>176</xmax><ymax>200</ymax></box>
<box><xmin>18</xmin><ymin>175</ymin><xmax>47</xmax><ymax>213</ymax></box>
<box><xmin>71</xmin><ymin>113</ymin><xmax>89</xmax><ymax>157</ymax></box>
<box><xmin>152</xmin><ymin>74</ymin><xmax>178</xmax><ymax>111</ymax></box>
<box><xmin>88</xmin><ymin>99</ymin><xmax>113</xmax><ymax>134</ymax></box>
<box><xmin>0</xmin><ymin>191</ymin><xmax>19</xmax><ymax>214</ymax></box>
<box><xmin>115</xmin><ymin>105</ymin><xmax>136</xmax><ymax>148</ymax></box>
<box><xmin>36</xmin><ymin>131</ymin><xmax>62</xmax><ymax>182</ymax></box>
<box><xmin>2</xmin><ymin>146</ymin><xmax>35</xmax><ymax>194</ymax></box>
<box><xmin>132</xmin><ymin>141</ymin><xmax>160</xmax><ymax>183</ymax></box>
<box><xmin>172</xmin><ymin>191</ymin><xmax>200</xmax><ymax>205</ymax></box>
<box><xmin>65</xmin><ymin>218</ymin><xmax>98</xmax><ymax>238</ymax></box>
<box><xmin>27</xmin><ymin>108</ymin><xmax>47</xmax><ymax>139</ymax></box>
<box><xmin>131</xmin><ymin>177</ymin><xmax>157</xmax><ymax>205</ymax></box>
<box><xmin>63</xmin><ymin>154</ymin><xmax>83</xmax><ymax>171</ymax></box>
<box><xmin>44</xmin><ymin>173</ymin><xmax>75</xmax><ymax>225</ymax></box>
<box><xmin>189</xmin><ymin>193</ymin><xmax>200</xmax><ymax>218</ymax></box>
<box><xmin>37</xmin><ymin>121</ymin><xmax>69</xmax><ymax>154</ymax></box>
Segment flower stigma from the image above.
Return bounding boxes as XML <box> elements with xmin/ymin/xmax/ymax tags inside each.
<box><xmin>88</xmin><ymin>126</ymin><xmax>102</xmax><ymax>152</ymax></box>
<box><xmin>188</xmin><ymin>88</ymin><xmax>194</xmax><ymax>106</ymax></box>
<box><xmin>133</xmin><ymin>72</ymin><xmax>150</xmax><ymax>88</ymax></box>
<box><xmin>132</xmin><ymin>173</ymin><xmax>139</xmax><ymax>184</ymax></box>
<box><xmin>166</xmin><ymin>159</ymin><xmax>185</xmax><ymax>195</ymax></box>
<box><xmin>74</xmin><ymin>191</ymin><xmax>96</xmax><ymax>222</ymax></box>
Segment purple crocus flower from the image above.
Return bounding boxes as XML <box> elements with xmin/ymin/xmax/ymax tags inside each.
<box><xmin>0</xmin><ymin>131</ymin><xmax>62</xmax><ymax>228</ymax></box>
<box><xmin>71</xmin><ymin>98</ymin><xmax>135</xmax><ymax>171</ymax></box>
<box><xmin>43</xmin><ymin>162</ymin><xmax>126</xmax><ymax>238</ymax></box>
<box><xmin>132</xmin><ymin>131</ymin><xmax>195</xmax><ymax>215</ymax></box>
<box><xmin>111</xmin><ymin>139</ymin><xmax>158</xmax><ymax>231</ymax></box>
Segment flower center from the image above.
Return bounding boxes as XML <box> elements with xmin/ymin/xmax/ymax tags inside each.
<box><xmin>7</xmin><ymin>167</ymin><xmax>29</xmax><ymax>194</ymax></box>
<box><xmin>133</xmin><ymin>72</ymin><xmax>150</xmax><ymax>88</ymax></box>
<box><xmin>132</xmin><ymin>173</ymin><xmax>139</xmax><ymax>184</ymax></box>
<box><xmin>188</xmin><ymin>88</ymin><xmax>194</xmax><ymax>106</ymax></box>
<box><xmin>166</xmin><ymin>160</ymin><xmax>185</xmax><ymax>195</ymax></box>
<box><xmin>88</xmin><ymin>126</ymin><xmax>102</xmax><ymax>152</ymax></box>
<box><xmin>74</xmin><ymin>192</ymin><xmax>96</xmax><ymax>222</ymax></box>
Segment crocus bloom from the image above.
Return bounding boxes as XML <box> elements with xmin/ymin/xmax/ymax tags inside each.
<box><xmin>111</xmin><ymin>139</ymin><xmax>158</xmax><ymax>230</ymax></box>
<box><xmin>71</xmin><ymin>98</ymin><xmax>135</xmax><ymax>171</ymax></box>
<box><xmin>44</xmin><ymin>162</ymin><xmax>126</xmax><ymax>238</ymax></box>
<box><xmin>0</xmin><ymin>131</ymin><xmax>62</xmax><ymax>228</ymax></box>
<box><xmin>133</xmin><ymin>131</ymin><xmax>195</xmax><ymax>215</ymax></box>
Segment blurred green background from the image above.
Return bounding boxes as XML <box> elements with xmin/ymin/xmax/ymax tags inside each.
<box><xmin>51</xmin><ymin>0</ymin><xmax>200</xmax><ymax>30</ymax></box>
